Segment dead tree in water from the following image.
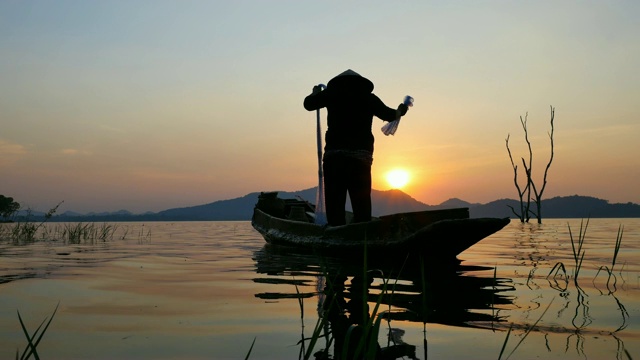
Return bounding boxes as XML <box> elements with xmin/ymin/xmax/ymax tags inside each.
<box><xmin>505</xmin><ymin>106</ymin><xmax>555</xmax><ymax>223</ymax></box>
<box><xmin>505</xmin><ymin>134</ymin><xmax>530</xmax><ymax>222</ymax></box>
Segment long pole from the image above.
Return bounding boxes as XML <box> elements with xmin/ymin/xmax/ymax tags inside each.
<box><xmin>314</xmin><ymin>84</ymin><xmax>327</xmax><ymax>225</ymax></box>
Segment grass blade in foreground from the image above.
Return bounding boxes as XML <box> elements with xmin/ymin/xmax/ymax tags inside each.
<box><xmin>244</xmin><ymin>337</ymin><xmax>256</xmax><ymax>360</ymax></box>
<box><xmin>17</xmin><ymin>302</ymin><xmax>60</xmax><ymax>360</ymax></box>
<box><xmin>499</xmin><ymin>297</ymin><xmax>555</xmax><ymax>360</ymax></box>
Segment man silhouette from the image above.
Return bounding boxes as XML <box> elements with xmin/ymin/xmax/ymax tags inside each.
<box><xmin>304</xmin><ymin>69</ymin><xmax>408</xmax><ymax>226</ymax></box>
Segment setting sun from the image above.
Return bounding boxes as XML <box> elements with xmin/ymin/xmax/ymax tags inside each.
<box><xmin>385</xmin><ymin>169</ymin><xmax>410</xmax><ymax>189</ymax></box>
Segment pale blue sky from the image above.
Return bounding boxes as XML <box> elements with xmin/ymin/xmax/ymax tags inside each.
<box><xmin>1</xmin><ymin>1</ymin><xmax>638</xmax><ymax>212</ymax></box>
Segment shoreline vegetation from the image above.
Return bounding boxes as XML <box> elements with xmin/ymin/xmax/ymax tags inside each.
<box><xmin>0</xmin><ymin>218</ymin><xmax>150</xmax><ymax>245</ymax></box>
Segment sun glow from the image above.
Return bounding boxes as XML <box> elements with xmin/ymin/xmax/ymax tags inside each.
<box><xmin>385</xmin><ymin>169</ymin><xmax>410</xmax><ymax>189</ymax></box>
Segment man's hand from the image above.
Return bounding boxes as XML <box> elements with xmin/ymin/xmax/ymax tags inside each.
<box><xmin>397</xmin><ymin>103</ymin><xmax>408</xmax><ymax>116</ymax></box>
<box><xmin>312</xmin><ymin>85</ymin><xmax>323</xmax><ymax>95</ymax></box>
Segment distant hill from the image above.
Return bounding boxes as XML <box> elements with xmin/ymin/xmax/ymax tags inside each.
<box><xmin>17</xmin><ymin>188</ymin><xmax>640</xmax><ymax>222</ymax></box>
<box><xmin>468</xmin><ymin>196</ymin><xmax>640</xmax><ymax>219</ymax></box>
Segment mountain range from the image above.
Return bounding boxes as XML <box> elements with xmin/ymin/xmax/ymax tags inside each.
<box><xmin>25</xmin><ymin>187</ymin><xmax>640</xmax><ymax>222</ymax></box>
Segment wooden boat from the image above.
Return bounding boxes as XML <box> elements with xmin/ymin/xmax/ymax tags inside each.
<box><xmin>251</xmin><ymin>192</ymin><xmax>510</xmax><ymax>258</ymax></box>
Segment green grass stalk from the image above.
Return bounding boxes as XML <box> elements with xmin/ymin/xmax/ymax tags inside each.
<box><xmin>10</xmin><ymin>202</ymin><xmax>62</xmax><ymax>243</ymax></box>
<box><xmin>568</xmin><ymin>219</ymin><xmax>588</xmax><ymax>286</ymax></box>
<box><xmin>612</xmin><ymin>225</ymin><xmax>624</xmax><ymax>270</ymax></box>
<box><xmin>594</xmin><ymin>224</ymin><xmax>625</xmax><ymax>291</ymax></box>
<box><xmin>498</xmin><ymin>297</ymin><xmax>555</xmax><ymax>360</ymax></box>
<box><xmin>546</xmin><ymin>262</ymin><xmax>568</xmax><ymax>291</ymax></box>
<box><xmin>300</xmin><ymin>271</ymin><xmax>337</xmax><ymax>360</ymax></box>
<box><xmin>16</xmin><ymin>302</ymin><xmax>59</xmax><ymax>360</ymax></box>
<box><xmin>243</xmin><ymin>337</ymin><xmax>256</xmax><ymax>360</ymax></box>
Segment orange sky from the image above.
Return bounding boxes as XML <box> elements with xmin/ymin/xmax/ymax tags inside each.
<box><xmin>1</xmin><ymin>2</ymin><xmax>639</xmax><ymax>213</ymax></box>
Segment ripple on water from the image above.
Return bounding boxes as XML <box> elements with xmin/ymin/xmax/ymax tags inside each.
<box><xmin>0</xmin><ymin>219</ymin><xmax>638</xmax><ymax>359</ymax></box>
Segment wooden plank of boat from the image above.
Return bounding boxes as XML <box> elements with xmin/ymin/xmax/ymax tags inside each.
<box><xmin>251</xmin><ymin>192</ymin><xmax>510</xmax><ymax>258</ymax></box>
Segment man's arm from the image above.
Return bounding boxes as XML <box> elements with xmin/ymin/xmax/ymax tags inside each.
<box><xmin>371</xmin><ymin>94</ymin><xmax>407</xmax><ymax>122</ymax></box>
<box><xmin>303</xmin><ymin>86</ymin><xmax>326</xmax><ymax>111</ymax></box>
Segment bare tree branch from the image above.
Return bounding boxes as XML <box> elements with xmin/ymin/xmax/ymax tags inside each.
<box><xmin>530</xmin><ymin>106</ymin><xmax>555</xmax><ymax>223</ymax></box>
<box><xmin>506</xmin><ymin>107</ymin><xmax>556</xmax><ymax>223</ymax></box>
<box><xmin>506</xmin><ymin>134</ymin><xmax>527</xmax><ymax>222</ymax></box>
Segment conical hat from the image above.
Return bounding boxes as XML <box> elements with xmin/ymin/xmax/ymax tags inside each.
<box><xmin>327</xmin><ymin>69</ymin><xmax>374</xmax><ymax>92</ymax></box>
<box><xmin>335</xmin><ymin>69</ymin><xmax>361</xmax><ymax>77</ymax></box>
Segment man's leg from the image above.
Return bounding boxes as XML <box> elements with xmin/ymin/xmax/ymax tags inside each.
<box><xmin>348</xmin><ymin>159</ymin><xmax>372</xmax><ymax>223</ymax></box>
<box><xmin>323</xmin><ymin>157</ymin><xmax>348</xmax><ymax>226</ymax></box>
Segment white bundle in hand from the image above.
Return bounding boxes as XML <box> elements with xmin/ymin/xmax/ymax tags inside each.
<box><xmin>381</xmin><ymin>95</ymin><xmax>413</xmax><ymax>136</ymax></box>
<box><xmin>381</xmin><ymin>120</ymin><xmax>399</xmax><ymax>136</ymax></box>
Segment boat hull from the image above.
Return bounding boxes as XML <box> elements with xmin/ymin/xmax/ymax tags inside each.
<box><xmin>251</xmin><ymin>193</ymin><xmax>510</xmax><ymax>258</ymax></box>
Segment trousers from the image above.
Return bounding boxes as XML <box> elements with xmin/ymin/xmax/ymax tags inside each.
<box><xmin>322</xmin><ymin>155</ymin><xmax>372</xmax><ymax>226</ymax></box>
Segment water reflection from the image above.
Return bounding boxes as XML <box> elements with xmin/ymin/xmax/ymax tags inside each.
<box><xmin>1</xmin><ymin>220</ymin><xmax>637</xmax><ymax>358</ymax></box>
<box><xmin>253</xmin><ymin>244</ymin><xmax>515</xmax><ymax>359</ymax></box>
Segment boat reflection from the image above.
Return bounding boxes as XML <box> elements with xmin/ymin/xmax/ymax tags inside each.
<box><xmin>252</xmin><ymin>244</ymin><xmax>515</xmax><ymax>359</ymax></box>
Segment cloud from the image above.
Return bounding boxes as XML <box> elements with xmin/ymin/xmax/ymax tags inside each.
<box><xmin>61</xmin><ymin>148</ymin><xmax>92</xmax><ymax>156</ymax></box>
<box><xmin>99</xmin><ymin>124</ymin><xmax>126</xmax><ymax>133</ymax></box>
<box><xmin>0</xmin><ymin>139</ymin><xmax>28</xmax><ymax>166</ymax></box>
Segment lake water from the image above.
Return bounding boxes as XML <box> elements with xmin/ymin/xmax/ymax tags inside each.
<box><xmin>1</xmin><ymin>219</ymin><xmax>639</xmax><ymax>359</ymax></box>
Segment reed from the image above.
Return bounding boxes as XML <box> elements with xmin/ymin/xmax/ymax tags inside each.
<box><xmin>138</xmin><ymin>224</ymin><xmax>151</xmax><ymax>242</ymax></box>
<box><xmin>2</xmin><ymin>202</ymin><xmax>61</xmax><ymax>243</ymax></box>
<box><xmin>15</xmin><ymin>303</ymin><xmax>59</xmax><ymax>360</ymax></box>
<box><xmin>2</xmin><ymin>221</ymin><xmax>124</xmax><ymax>245</ymax></box>
<box><xmin>300</xmin><ymin>275</ymin><xmax>335</xmax><ymax>360</ymax></box>
<box><xmin>498</xmin><ymin>298</ymin><xmax>555</xmax><ymax>360</ymax></box>
<box><xmin>243</xmin><ymin>337</ymin><xmax>256</xmax><ymax>360</ymax></box>
<box><xmin>97</xmin><ymin>223</ymin><xmax>118</xmax><ymax>241</ymax></box>
<box><xmin>546</xmin><ymin>261</ymin><xmax>568</xmax><ymax>290</ymax></box>
<box><xmin>10</xmin><ymin>220</ymin><xmax>40</xmax><ymax>244</ymax></box>
<box><xmin>338</xmin><ymin>271</ymin><xmax>388</xmax><ymax>360</ymax></box>
<box><xmin>594</xmin><ymin>225</ymin><xmax>624</xmax><ymax>290</ymax></box>
<box><xmin>568</xmin><ymin>219</ymin><xmax>589</xmax><ymax>286</ymax></box>
<box><xmin>119</xmin><ymin>225</ymin><xmax>131</xmax><ymax>240</ymax></box>
<box><xmin>62</xmin><ymin>223</ymin><xmax>118</xmax><ymax>244</ymax></box>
